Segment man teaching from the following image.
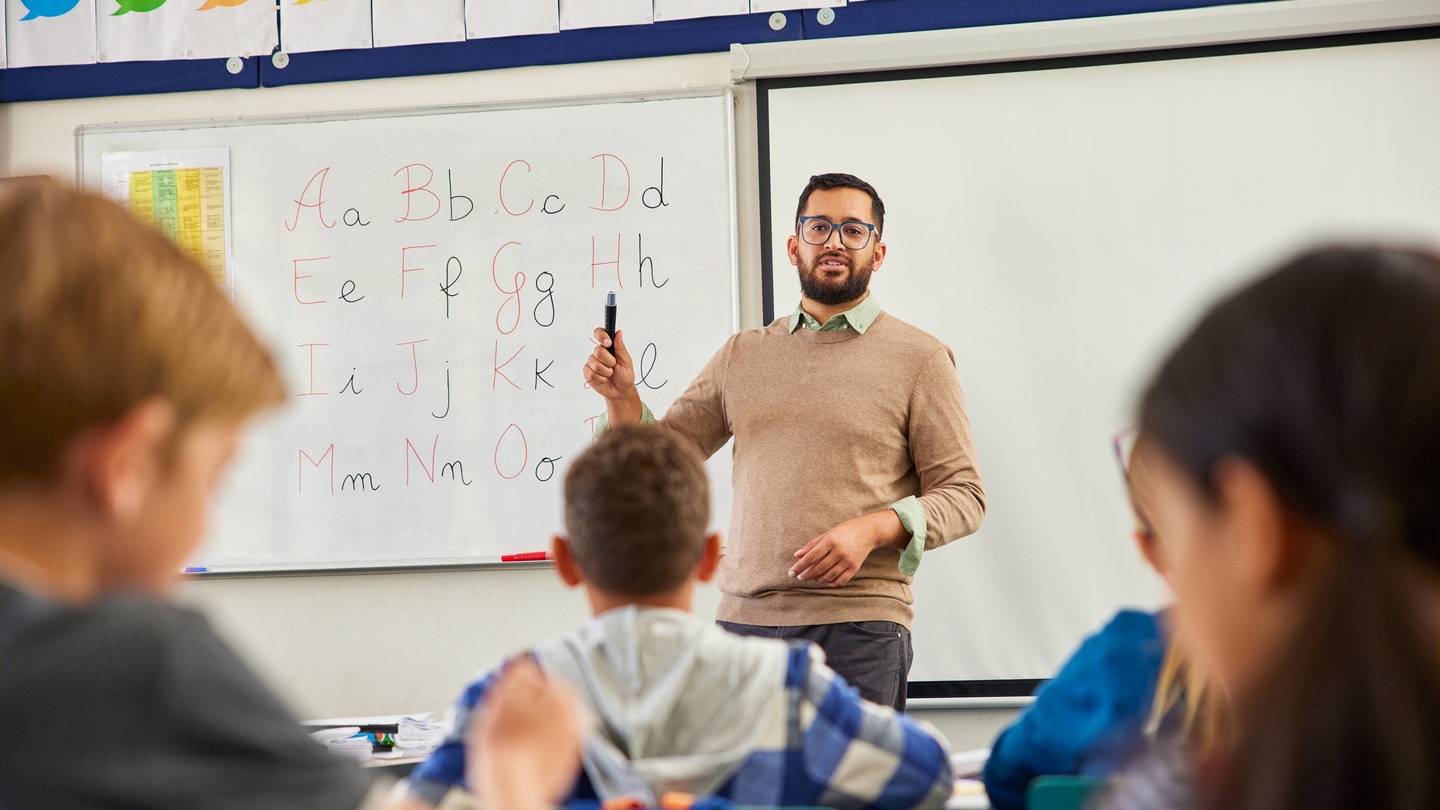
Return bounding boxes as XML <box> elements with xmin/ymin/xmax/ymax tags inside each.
<box><xmin>583</xmin><ymin>173</ymin><xmax>984</xmax><ymax>709</ymax></box>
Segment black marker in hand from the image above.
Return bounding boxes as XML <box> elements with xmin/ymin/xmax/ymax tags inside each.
<box><xmin>604</xmin><ymin>290</ymin><xmax>618</xmax><ymax>360</ymax></box>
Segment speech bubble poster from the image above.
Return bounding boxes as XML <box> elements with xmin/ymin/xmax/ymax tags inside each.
<box><xmin>280</xmin><ymin>0</ymin><xmax>370</xmax><ymax>54</ymax></box>
<box><xmin>5</xmin><ymin>0</ymin><xmax>97</xmax><ymax>67</ymax></box>
<box><xmin>372</xmin><ymin>0</ymin><xmax>462</xmax><ymax>49</ymax></box>
<box><xmin>465</xmin><ymin>0</ymin><xmax>558</xmax><ymax>39</ymax></box>
<box><xmin>96</xmin><ymin>0</ymin><xmax>275</xmax><ymax>61</ymax></box>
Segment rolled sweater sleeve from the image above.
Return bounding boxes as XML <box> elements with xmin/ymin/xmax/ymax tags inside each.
<box><xmin>591</xmin><ymin>338</ymin><xmax>733</xmax><ymax>457</ymax></box>
<box><xmin>906</xmin><ymin>346</ymin><xmax>985</xmax><ymax>552</ymax></box>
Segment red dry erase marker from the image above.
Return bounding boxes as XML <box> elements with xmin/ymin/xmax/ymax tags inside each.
<box><xmin>501</xmin><ymin>551</ymin><xmax>552</xmax><ymax>562</ymax></box>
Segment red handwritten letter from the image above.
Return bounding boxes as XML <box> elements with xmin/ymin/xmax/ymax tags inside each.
<box><xmin>284</xmin><ymin>168</ymin><xmax>337</xmax><ymax>232</ymax></box>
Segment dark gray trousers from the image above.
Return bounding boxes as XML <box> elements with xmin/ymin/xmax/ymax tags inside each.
<box><xmin>717</xmin><ymin>620</ymin><xmax>913</xmax><ymax>710</ymax></box>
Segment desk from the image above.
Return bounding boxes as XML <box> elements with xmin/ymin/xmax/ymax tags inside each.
<box><xmin>948</xmin><ymin>778</ymin><xmax>990</xmax><ymax>810</ymax></box>
<box><xmin>362</xmin><ymin>754</ymin><xmax>425</xmax><ymax>779</ymax></box>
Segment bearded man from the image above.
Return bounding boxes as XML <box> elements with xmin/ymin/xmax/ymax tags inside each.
<box><xmin>583</xmin><ymin>173</ymin><xmax>985</xmax><ymax>710</ymax></box>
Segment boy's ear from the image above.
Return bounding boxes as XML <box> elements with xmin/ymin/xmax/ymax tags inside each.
<box><xmin>76</xmin><ymin>398</ymin><xmax>177</xmax><ymax>522</ymax></box>
<box><xmin>694</xmin><ymin>533</ymin><xmax>722</xmax><ymax>583</ymax></box>
<box><xmin>1134</xmin><ymin>529</ymin><xmax>1167</xmax><ymax>579</ymax></box>
<box><xmin>551</xmin><ymin>536</ymin><xmax>585</xmax><ymax>588</ymax></box>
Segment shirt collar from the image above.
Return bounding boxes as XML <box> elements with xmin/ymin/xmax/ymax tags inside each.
<box><xmin>788</xmin><ymin>293</ymin><xmax>881</xmax><ymax>334</ymax></box>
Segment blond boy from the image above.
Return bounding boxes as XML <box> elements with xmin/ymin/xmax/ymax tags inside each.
<box><xmin>0</xmin><ymin>179</ymin><xmax>376</xmax><ymax>809</ymax></box>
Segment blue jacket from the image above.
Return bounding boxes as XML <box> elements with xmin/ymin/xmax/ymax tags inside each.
<box><xmin>982</xmin><ymin>609</ymin><xmax>1166</xmax><ymax>810</ymax></box>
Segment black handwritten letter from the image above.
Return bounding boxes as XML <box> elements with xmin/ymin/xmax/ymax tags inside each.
<box><xmin>638</xmin><ymin>234</ymin><xmax>668</xmax><ymax>288</ymax></box>
<box><xmin>637</xmin><ymin>342</ymin><xmax>668</xmax><ymax>390</ymax></box>
<box><xmin>642</xmin><ymin>157</ymin><xmax>668</xmax><ymax>209</ymax></box>
<box><xmin>441</xmin><ymin>257</ymin><xmax>462</xmax><ymax>319</ymax></box>
<box><xmin>448</xmin><ymin>170</ymin><xmax>474</xmax><ymax>221</ymax></box>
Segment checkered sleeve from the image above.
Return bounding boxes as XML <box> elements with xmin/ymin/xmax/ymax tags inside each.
<box><xmin>401</xmin><ymin>670</ymin><xmax>497</xmax><ymax>806</ymax></box>
<box><xmin>794</xmin><ymin>646</ymin><xmax>954</xmax><ymax>810</ymax></box>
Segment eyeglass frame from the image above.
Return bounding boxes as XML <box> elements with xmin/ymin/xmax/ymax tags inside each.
<box><xmin>1111</xmin><ymin>426</ymin><xmax>1158</xmax><ymax>542</ymax></box>
<box><xmin>796</xmin><ymin>216</ymin><xmax>879</xmax><ymax>251</ymax></box>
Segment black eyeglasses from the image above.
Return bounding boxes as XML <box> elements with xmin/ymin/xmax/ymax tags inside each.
<box><xmin>796</xmin><ymin>216</ymin><xmax>877</xmax><ymax>250</ymax></box>
<box><xmin>1112</xmin><ymin>426</ymin><xmax>1157</xmax><ymax>541</ymax></box>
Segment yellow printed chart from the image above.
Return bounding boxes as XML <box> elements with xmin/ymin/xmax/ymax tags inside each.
<box><xmin>127</xmin><ymin>166</ymin><xmax>228</xmax><ymax>286</ymax></box>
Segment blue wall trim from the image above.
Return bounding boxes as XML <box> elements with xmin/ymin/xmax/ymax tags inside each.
<box><xmin>0</xmin><ymin>56</ymin><xmax>258</xmax><ymax>103</ymax></box>
<box><xmin>798</xmin><ymin>0</ymin><xmax>1268</xmax><ymax>39</ymax></box>
<box><xmin>0</xmin><ymin>0</ymin><xmax>1282</xmax><ymax>102</ymax></box>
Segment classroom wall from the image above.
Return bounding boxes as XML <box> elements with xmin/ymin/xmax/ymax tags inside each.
<box><xmin>0</xmin><ymin>53</ymin><xmax>1018</xmax><ymax>744</ymax></box>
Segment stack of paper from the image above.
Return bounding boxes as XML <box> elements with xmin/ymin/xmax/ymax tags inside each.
<box><xmin>308</xmin><ymin>726</ymin><xmax>373</xmax><ymax>761</ymax></box>
<box><xmin>395</xmin><ymin>713</ymin><xmax>445</xmax><ymax>755</ymax></box>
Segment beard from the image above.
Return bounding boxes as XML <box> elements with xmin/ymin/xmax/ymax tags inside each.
<box><xmin>797</xmin><ymin>251</ymin><xmax>873</xmax><ymax>306</ymax></box>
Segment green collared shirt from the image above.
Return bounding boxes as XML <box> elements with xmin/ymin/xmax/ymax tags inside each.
<box><xmin>787</xmin><ymin>292</ymin><xmax>882</xmax><ymax>335</ymax></box>
<box><xmin>595</xmin><ymin>294</ymin><xmax>929</xmax><ymax>576</ymax></box>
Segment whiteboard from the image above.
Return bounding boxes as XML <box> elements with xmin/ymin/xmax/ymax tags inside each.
<box><xmin>79</xmin><ymin>92</ymin><xmax>737</xmax><ymax>571</ymax></box>
<box><xmin>763</xmin><ymin>35</ymin><xmax>1440</xmax><ymax>688</ymax></box>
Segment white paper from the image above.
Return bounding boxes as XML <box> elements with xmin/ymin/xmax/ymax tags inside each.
<box><xmin>280</xmin><ymin>0</ymin><xmax>371</xmax><ymax>54</ymax></box>
<box><xmin>749</xmin><ymin>0</ymin><xmax>843</xmax><ymax>12</ymax></box>
<box><xmin>465</xmin><ymin>0</ymin><xmax>557</xmax><ymax>38</ymax></box>
<box><xmin>1</xmin><ymin>5</ymin><xmax>8</xmax><ymax>67</ymax></box>
<box><xmin>372</xmin><ymin>0</ymin><xmax>463</xmax><ymax>48</ymax></box>
<box><xmin>5</xmin><ymin>0</ymin><xmax>98</xmax><ymax>67</ymax></box>
<box><xmin>653</xmin><ymin>0</ymin><xmax>747</xmax><ymax>22</ymax></box>
<box><xmin>559</xmin><ymin>0</ymin><xmax>649</xmax><ymax>30</ymax></box>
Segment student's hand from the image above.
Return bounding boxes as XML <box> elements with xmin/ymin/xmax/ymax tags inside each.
<box><xmin>790</xmin><ymin>511</ymin><xmax>906</xmax><ymax>586</ymax></box>
<box><xmin>468</xmin><ymin>658</ymin><xmax>584</xmax><ymax>810</ymax></box>
<box><xmin>583</xmin><ymin>327</ymin><xmax>637</xmax><ymax>401</ymax></box>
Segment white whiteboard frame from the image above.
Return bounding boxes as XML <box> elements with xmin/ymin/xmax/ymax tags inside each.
<box><xmin>75</xmin><ymin>88</ymin><xmax>742</xmax><ymax>575</ymax></box>
<box><xmin>755</xmin><ymin>30</ymin><xmax>1440</xmax><ymax>693</ymax></box>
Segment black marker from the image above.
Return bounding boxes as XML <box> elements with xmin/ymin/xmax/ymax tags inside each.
<box><xmin>604</xmin><ymin>290</ymin><xmax>618</xmax><ymax>359</ymax></box>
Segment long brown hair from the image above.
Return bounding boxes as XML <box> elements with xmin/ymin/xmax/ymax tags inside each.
<box><xmin>1139</xmin><ymin>245</ymin><xmax>1440</xmax><ymax>810</ymax></box>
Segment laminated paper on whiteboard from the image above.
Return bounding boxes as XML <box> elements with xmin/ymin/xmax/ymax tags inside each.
<box><xmin>5</xmin><ymin>0</ymin><xmax>97</xmax><ymax>68</ymax></box>
<box><xmin>466</xmin><ymin>0</ymin><xmax>558</xmax><ymax>39</ymax></box>
<box><xmin>559</xmin><ymin>0</ymin><xmax>650</xmax><ymax>30</ymax></box>
<box><xmin>373</xmin><ymin>0</ymin><xmax>464</xmax><ymax>49</ymax></box>
<box><xmin>653</xmin><ymin>0</ymin><xmax>748</xmax><ymax>22</ymax></box>
<box><xmin>280</xmin><ymin>0</ymin><xmax>372</xmax><ymax>54</ymax></box>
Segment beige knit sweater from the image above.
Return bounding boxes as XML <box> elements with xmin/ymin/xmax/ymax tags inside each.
<box><xmin>662</xmin><ymin>311</ymin><xmax>985</xmax><ymax>629</ymax></box>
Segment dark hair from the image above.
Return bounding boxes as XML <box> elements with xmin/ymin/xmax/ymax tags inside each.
<box><xmin>562</xmin><ymin>423</ymin><xmax>711</xmax><ymax>597</ymax></box>
<box><xmin>794</xmin><ymin>173</ymin><xmax>886</xmax><ymax>238</ymax></box>
<box><xmin>1139</xmin><ymin>244</ymin><xmax>1440</xmax><ymax>810</ymax></box>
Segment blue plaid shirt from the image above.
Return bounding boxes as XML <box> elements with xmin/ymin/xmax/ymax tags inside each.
<box><xmin>406</xmin><ymin>642</ymin><xmax>953</xmax><ymax>809</ymax></box>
